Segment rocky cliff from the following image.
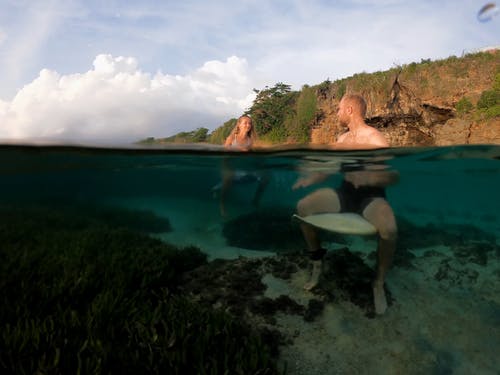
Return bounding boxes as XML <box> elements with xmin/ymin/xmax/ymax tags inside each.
<box><xmin>311</xmin><ymin>50</ymin><xmax>500</xmax><ymax>146</ymax></box>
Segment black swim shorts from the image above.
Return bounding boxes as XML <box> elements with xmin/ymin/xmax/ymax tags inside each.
<box><xmin>337</xmin><ymin>180</ymin><xmax>386</xmax><ymax>214</ymax></box>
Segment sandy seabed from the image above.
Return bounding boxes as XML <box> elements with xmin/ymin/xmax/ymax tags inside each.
<box><xmin>117</xmin><ymin>196</ymin><xmax>500</xmax><ymax>375</ymax></box>
<box><xmin>268</xmin><ymin>256</ymin><xmax>500</xmax><ymax>375</ymax></box>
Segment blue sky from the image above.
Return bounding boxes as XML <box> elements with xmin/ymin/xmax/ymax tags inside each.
<box><xmin>0</xmin><ymin>0</ymin><xmax>498</xmax><ymax>143</ymax></box>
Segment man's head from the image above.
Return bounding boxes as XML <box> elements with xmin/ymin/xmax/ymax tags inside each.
<box><xmin>337</xmin><ymin>94</ymin><xmax>367</xmax><ymax>126</ymax></box>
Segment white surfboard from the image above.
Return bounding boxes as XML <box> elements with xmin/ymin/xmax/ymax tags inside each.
<box><xmin>293</xmin><ymin>213</ymin><xmax>377</xmax><ymax>235</ymax></box>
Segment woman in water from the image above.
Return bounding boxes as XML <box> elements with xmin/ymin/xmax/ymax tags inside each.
<box><xmin>217</xmin><ymin>115</ymin><xmax>269</xmax><ymax>216</ymax></box>
<box><xmin>224</xmin><ymin>115</ymin><xmax>256</xmax><ymax>150</ymax></box>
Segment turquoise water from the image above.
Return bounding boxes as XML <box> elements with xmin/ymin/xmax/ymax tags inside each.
<box><xmin>1</xmin><ymin>143</ymin><xmax>499</xmax><ymax>374</ymax></box>
<box><xmin>1</xmin><ymin>144</ymin><xmax>499</xmax><ymax>231</ymax></box>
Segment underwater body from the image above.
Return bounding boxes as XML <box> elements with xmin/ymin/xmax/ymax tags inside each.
<box><xmin>0</xmin><ymin>143</ymin><xmax>499</xmax><ymax>374</ymax></box>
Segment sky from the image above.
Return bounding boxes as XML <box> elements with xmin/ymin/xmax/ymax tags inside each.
<box><xmin>0</xmin><ymin>0</ymin><xmax>498</xmax><ymax>144</ymax></box>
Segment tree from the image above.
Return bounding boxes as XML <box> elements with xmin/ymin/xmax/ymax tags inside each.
<box><xmin>191</xmin><ymin>127</ymin><xmax>209</xmax><ymax>142</ymax></box>
<box><xmin>208</xmin><ymin>118</ymin><xmax>237</xmax><ymax>144</ymax></box>
<box><xmin>249</xmin><ymin>83</ymin><xmax>297</xmax><ymax>140</ymax></box>
<box><xmin>287</xmin><ymin>86</ymin><xmax>317</xmax><ymax>143</ymax></box>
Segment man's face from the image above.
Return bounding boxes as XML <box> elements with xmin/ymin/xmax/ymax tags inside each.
<box><xmin>337</xmin><ymin>99</ymin><xmax>350</xmax><ymax>126</ymax></box>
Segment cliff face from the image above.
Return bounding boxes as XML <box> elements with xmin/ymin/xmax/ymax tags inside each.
<box><xmin>311</xmin><ymin>50</ymin><xmax>500</xmax><ymax>146</ymax></box>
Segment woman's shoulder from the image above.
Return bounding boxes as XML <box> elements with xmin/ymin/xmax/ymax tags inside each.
<box><xmin>230</xmin><ymin>136</ymin><xmax>252</xmax><ymax>149</ymax></box>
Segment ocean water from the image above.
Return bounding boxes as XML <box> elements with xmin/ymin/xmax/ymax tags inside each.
<box><xmin>1</xmin><ymin>144</ymin><xmax>498</xmax><ymax>234</ymax></box>
<box><xmin>1</xmin><ymin>143</ymin><xmax>499</xmax><ymax>374</ymax></box>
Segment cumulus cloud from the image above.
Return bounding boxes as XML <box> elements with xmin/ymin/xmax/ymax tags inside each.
<box><xmin>0</xmin><ymin>54</ymin><xmax>257</xmax><ymax>143</ymax></box>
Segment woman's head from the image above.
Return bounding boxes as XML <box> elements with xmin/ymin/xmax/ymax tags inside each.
<box><xmin>236</xmin><ymin>115</ymin><xmax>253</xmax><ymax>135</ymax></box>
<box><xmin>225</xmin><ymin>115</ymin><xmax>257</xmax><ymax>148</ymax></box>
<box><xmin>231</xmin><ymin>115</ymin><xmax>256</xmax><ymax>141</ymax></box>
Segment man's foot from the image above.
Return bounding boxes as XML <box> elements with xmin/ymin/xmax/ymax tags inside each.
<box><xmin>373</xmin><ymin>281</ymin><xmax>388</xmax><ymax>315</ymax></box>
<box><xmin>304</xmin><ymin>260</ymin><xmax>322</xmax><ymax>291</ymax></box>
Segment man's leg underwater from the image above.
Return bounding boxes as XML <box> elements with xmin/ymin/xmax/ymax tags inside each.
<box><xmin>362</xmin><ymin>198</ymin><xmax>398</xmax><ymax>315</ymax></box>
<box><xmin>219</xmin><ymin>169</ymin><xmax>234</xmax><ymax>217</ymax></box>
<box><xmin>252</xmin><ymin>172</ymin><xmax>271</xmax><ymax>207</ymax></box>
<box><xmin>296</xmin><ymin>188</ymin><xmax>341</xmax><ymax>290</ymax></box>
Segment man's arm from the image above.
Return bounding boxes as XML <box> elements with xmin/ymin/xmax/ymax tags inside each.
<box><xmin>292</xmin><ymin>172</ymin><xmax>329</xmax><ymax>190</ymax></box>
<box><xmin>344</xmin><ymin>169</ymin><xmax>399</xmax><ymax>188</ymax></box>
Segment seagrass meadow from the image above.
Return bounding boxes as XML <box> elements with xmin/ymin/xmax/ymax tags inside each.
<box><xmin>0</xmin><ymin>204</ymin><xmax>281</xmax><ymax>374</ymax></box>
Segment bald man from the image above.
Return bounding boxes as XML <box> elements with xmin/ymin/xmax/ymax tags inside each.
<box><xmin>293</xmin><ymin>94</ymin><xmax>398</xmax><ymax>315</ymax></box>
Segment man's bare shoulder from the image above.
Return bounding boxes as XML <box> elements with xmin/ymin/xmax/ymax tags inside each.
<box><xmin>335</xmin><ymin>127</ymin><xmax>388</xmax><ymax>148</ymax></box>
<box><xmin>364</xmin><ymin>127</ymin><xmax>389</xmax><ymax>147</ymax></box>
<box><xmin>337</xmin><ymin>132</ymin><xmax>349</xmax><ymax>143</ymax></box>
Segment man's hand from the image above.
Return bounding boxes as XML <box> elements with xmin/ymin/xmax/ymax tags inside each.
<box><xmin>292</xmin><ymin>173</ymin><xmax>328</xmax><ymax>190</ymax></box>
<box><xmin>292</xmin><ymin>177</ymin><xmax>311</xmax><ymax>190</ymax></box>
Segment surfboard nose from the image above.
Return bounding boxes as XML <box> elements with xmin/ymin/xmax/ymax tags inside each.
<box><xmin>293</xmin><ymin>213</ymin><xmax>377</xmax><ymax>235</ymax></box>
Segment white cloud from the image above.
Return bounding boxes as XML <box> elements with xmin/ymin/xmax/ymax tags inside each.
<box><xmin>0</xmin><ymin>54</ymin><xmax>258</xmax><ymax>143</ymax></box>
<box><xmin>0</xmin><ymin>29</ymin><xmax>6</xmax><ymax>45</ymax></box>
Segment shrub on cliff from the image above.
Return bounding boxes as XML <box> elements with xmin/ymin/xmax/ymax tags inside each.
<box><xmin>477</xmin><ymin>73</ymin><xmax>500</xmax><ymax>119</ymax></box>
<box><xmin>455</xmin><ymin>97</ymin><xmax>474</xmax><ymax>115</ymax></box>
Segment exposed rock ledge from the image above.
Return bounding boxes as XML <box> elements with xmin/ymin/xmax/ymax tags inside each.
<box><xmin>311</xmin><ymin>57</ymin><xmax>500</xmax><ymax>147</ymax></box>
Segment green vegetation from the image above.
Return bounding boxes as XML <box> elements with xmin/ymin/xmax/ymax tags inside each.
<box><xmin>316</xmin><ymin>79</ymin><xmax>331</xmax><ymax>98</ymax></box>
<box><xmin>248</xmin><ymin>83</ymin><xmax>298</xmax><ymax>143</ymax></box>
<box><xmin>0</xmin><ymin>205</ymin><xmax>280</xmax><ymax>374</ymax></box>
<box><xmin>476</xmin><ymin>73</ymin><xmax>500</xmax><ymax>119</ymax></box>
<box><xmin>243</xmin><ymin>83</ymin><xmax>318</xmax><ymax>144</ymax></box>
<box><xmin>477</xmin><ymin>89</ymin><xmax>499</xmax><ymax>109</ymax></box>
<box><xmin>335</xmin><ymin>80</ymin><xmax>347</xmax><ymax>99</ymax></box>
<box><xmin>477</xmin><ymin>90</ymin><xmax>500</xmax><ymax>118</ymax></box>
<box><xmin>138</xmin><ymin>127</ymin><xmax>210</xmax><ymax>144</ymax></box>
<box><xmin>287</xmin><ymin>85</ymin><xmax>317</xmax><ymax>143</ymax></box>
<box><xmin>348</xmin><ymin>69</ymin><xmax>396</xmax><ymax>98</ymax></box>
<box><xmin>455</xmin><ymin>97</ymin><xmax>474</xmax><ymax>115</ymax></box>
<box><xmin>207</xmin><ymin>118</ymin><xmax>237</xmax><ymax>144</ymax></box>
